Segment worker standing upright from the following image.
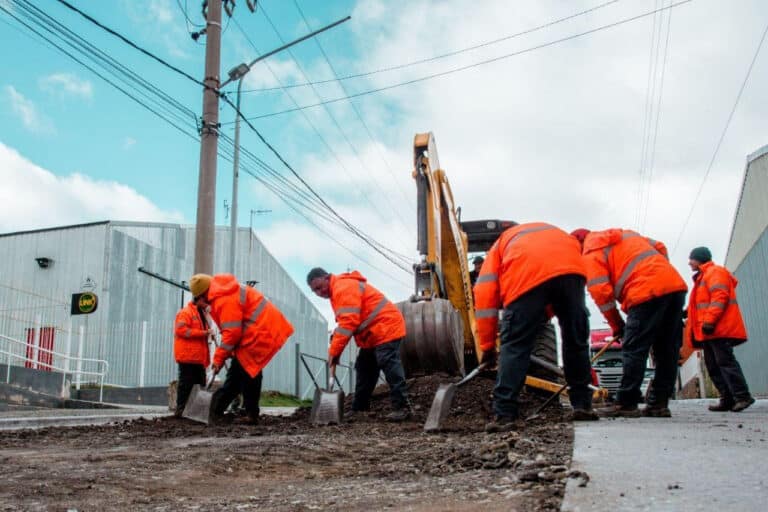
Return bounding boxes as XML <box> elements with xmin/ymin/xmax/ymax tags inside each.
<box><xmin>474</xmin><ymin>222</ymin><xmax>596</xmax><ymax>431</ymax></box>
<box><xmin>173</xmin><ymin>301</ymin><xmax>213</xmax><ymax>417</ymax></box>
<box><xmin>571</xmin><ymin>228</ymin><xmax>687</xmax><ymax>418</ymax></box>
<box><xmin>189</xmin><ymin>274</ymin><xmax>294</xmax><ymax>425</ymax></box>
<box><xmin>306</xmin><ymin>267</ymin><xmax>412</xmax><ymax>422</ymax></box>
<box><xmin>687</xmin><ymin>247</ymin><xmax>754</xmax><ymax>412</ymax></box>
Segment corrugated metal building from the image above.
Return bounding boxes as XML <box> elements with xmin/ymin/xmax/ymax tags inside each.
<box><xmin>725</xmin><ymin>144</ymin><xmax>768</xmax><ymax>396</ymax></box>
<box><xmin>0</xmin><ymin>221</ymin><xmax>338</xmax><ymax>397</ymax></box>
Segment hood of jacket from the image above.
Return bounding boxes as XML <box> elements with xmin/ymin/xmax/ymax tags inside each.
<box><xmin>583</xmin><ymin>228</ymin><xmax>623</xmax><ymax>253</ymax></box>
<box><xmin>208</xmin><ymin>273</ymin><xmax>240</xmax><ymax>301</ymax></box>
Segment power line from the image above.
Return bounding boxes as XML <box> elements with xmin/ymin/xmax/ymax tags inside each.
<box><xmin>292</xmin><ymin>0</ymin><xmax>415</xmax><ymax>216</ymax></box>
<box><xmin>671</xmin><ymin>19</ymin><xmax>768</xmax><ymax>256</ymax></box>
<box><xmin>256</xmin><ymin>4</ymin><xmax>415</xmax><ymax>245</ymax></box>
<box><xmin>230</xmin><ymin>0</ymin><xmax>694</xmax><ymax>123</ymax></box>
<box><xmin>236</xmin><ymin>0</ymin><xmax>624</xmax><ymax>94</ymax></box>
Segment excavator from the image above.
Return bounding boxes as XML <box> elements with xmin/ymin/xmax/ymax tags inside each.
<box><xmin>396</xmin><ymin>132</ymin><xmax>562</xmax><ymax>389</ymax></box>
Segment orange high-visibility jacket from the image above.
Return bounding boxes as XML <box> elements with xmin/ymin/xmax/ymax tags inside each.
<box><xmin>687</xmin><ymin>261</ymin><xmax>747</xmax><ymax>343</ymax></box>
<box><xmin>174</xmin><ymin>302</ymin><xmax>210</xmax><ymax>366</ymax></box>
<box><xmin>582</xmin><ymin>229</ymin><xmax>686</xmax><ymax>323</ymax></box>
<box><xmin>208</xmin><ymin>274</ymin><xmax>294</xmax><ymax>378</ymax></box>
<box><xmin>329</xmin><ymin>271</ymin><xmax>406</xmax><ymax>358</ymax></box>
<box><xmin>473</xmin><ymin>222</ymin><xmax>586</xmax><ymax>352</ymax></box>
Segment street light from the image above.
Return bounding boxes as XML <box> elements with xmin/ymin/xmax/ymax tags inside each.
<box><xmin>224</xmin><ymin>15</ymin><xmax>350</xmax><ymax>275</ymax></box>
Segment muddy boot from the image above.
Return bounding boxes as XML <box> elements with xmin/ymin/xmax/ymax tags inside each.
<box><xmin>484</xmin><ymin>415</ymin><xmax>519</xmax><ymax>433</ymax></box>
<box><xmin>731</xmin><ymin>397</ymin><xmax>755</xmax><ymax>412</ymax></box>
<box><xmin>386</xmin><ymin>407</ymin><xmax>412</xmax><ymax>422</ymax></box>
<box><xmin>708</xmin><ymin>399</ymin><xmax>734</xmax><ymax>412</ymax></box>
<box><xmin>597</xmin><ymin>404</ymin><xmax>641</xmax><ymax>418</ymax></box>
<box><xmin>568</xmin><ymin>408</ymin><xmax>599</xmax><ymax>421</ymax></box>
<box><xmin>641</xmin><ymin>398</ymin><xmax>671</xmax><ymax>418</ymax></box>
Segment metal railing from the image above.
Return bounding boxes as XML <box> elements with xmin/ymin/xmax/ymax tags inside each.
<box><xmin>0</xmin><ymin>333</ymin><xmax>109</xmax><ymax>402</ymax></box>
<box><xmin>299</xmin><ymin>352</ymin><xmax>353</xmax><ymax>399</ymax></box>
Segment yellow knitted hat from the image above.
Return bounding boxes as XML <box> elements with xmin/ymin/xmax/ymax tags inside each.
<box><xmin>189</xmin><ymin>274</ymin><xmax>212</xmax><ymax>298</ymax></box>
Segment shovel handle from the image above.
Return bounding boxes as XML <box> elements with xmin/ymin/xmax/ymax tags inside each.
<box><xmin>456</xmin><ymin>361</ymin><xmax>490</xmax><ymax>387</ymax></box>
<box><xmin>327</xmin><ymin>364</ymin><xmax>337</xmax><ymax>391</ymax></box>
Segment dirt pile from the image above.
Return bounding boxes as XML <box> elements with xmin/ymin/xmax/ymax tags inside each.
<box><xmin>0</xmin><ymin>374</ymin><xmax>577</xmax><ymax>511</ymax></box>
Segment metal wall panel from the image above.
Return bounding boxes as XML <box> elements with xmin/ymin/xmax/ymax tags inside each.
<box><xmin>726</xmin><ymin>146</ymin><xmax>768</xmax><ymax>269</ymax></box>
<box><xmin>733</xmin><ymin>228</ymin><xmax>768</xmax><ymax>396</ymax></box>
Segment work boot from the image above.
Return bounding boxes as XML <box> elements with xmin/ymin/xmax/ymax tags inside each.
<box><xmin>386</xmin><ymin>407</ymin><xmax>412</xmax><ymax>422</ymax></box>
<box><xmin>731</xmin><ymin>397</ymin><xmax>755</xmax><ymax>413</ymax></box>
<box><xmin>568</xmin><ymin>408</ymin><xmax>599</xmax><ymax>421</ymax></box>
<box><xmin>484</xmin><ymin>415</ymin><xmax>519</xmax><ymax>433</ymax></box>
<box><xmin>597</xmin><ymin>404</ymin><xmax>641</xmax><ymax>418</ymax></box>
<box><xmin>641</xmin><ymin>399</ymin><xmax>671</xmax><ymax>418</ymax></box>
<box><xmin>708</xmin><ymin>399</ymin><xmax>734</xmax><ymax>412</ymax></box>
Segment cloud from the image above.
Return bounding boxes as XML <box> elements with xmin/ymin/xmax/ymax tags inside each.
<box><xmin>121</xmin><ymin>0</ymin><xmax>191</xmax><ymax>59</ymax></box>
<box><xmin>0</xmin><ymin>141</ymin><xmax>183</xmax><ymax>233</ymax></box>
<box><xmin>4</xmin><ymin>86</ymin><xmax>55</xmax><ymax>133</ymax></box>
<box><xmin>123</xmin><ymin>137</ymin><xmax>137</xmax><ymax>150</ymax></box>
<box><xmin>39</xmin><ymin>73</ymin><xmax>93</xmax><ymax>99</ymax></box>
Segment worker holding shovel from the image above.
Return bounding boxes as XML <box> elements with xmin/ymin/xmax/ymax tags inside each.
<box><xmin>189</xmin><ymin>274</ymin><xmax>294</xmax><ymax>425</ymax></box>
<box><xmin>173</xmin><ymin>301</ymin><xmax>214</xmax><ymax>417</ymax></box>
<box><xmin>571</xmin><ymin>228</ymin><xmax>687</xmax><ymax>418</ymax></box>
<box><xmin>306</xmin><ymin>267</ymin><xmax>412</xmax><ymax>422</ymax></box>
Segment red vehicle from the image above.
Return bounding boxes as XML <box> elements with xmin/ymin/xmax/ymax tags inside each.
<box><xmin>590</xmin><ymin>328</ymin><xmax>654</xmax><ymax>401</ymax></box>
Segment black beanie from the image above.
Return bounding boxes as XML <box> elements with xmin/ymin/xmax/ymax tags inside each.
<box><xmin>689</xmin><ymin>246</ymin><xmax>712</xmax><ymax>263</ymax></box>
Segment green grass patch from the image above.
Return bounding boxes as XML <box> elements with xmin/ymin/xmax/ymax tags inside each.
<box><xmin>259</xmin><ymin>390</ymin><xmax>312</xmax><ymax>407</ymax></box>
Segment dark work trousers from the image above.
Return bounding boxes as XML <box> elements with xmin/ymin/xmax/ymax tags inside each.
<box><xmin>352</xmin><ymin>338</ymin><xmax>409</xmax><ymax>411</ymax></box>
<box><xmin>618</xmin><ymin>291</ymin><xmax>685</xmax><ymax>407</ymax></box>
<box><xmin>211</xmin><ymin>358</ymin><xmax>263</xmax><ymax>420</ymax></box>
<box><xmin>702</xmin><ymin>338</ymin><xmax>751</xmax><ymax>403</ymax></box>
<box><xmin>176</xmin><ymin>363</ymin><xmax>206</xmax><ymax>413</ymax></box>
<box><xmin>495</xmin><ymin>274</ymin><xmax>592</xmax><ymax>419</ymax></box>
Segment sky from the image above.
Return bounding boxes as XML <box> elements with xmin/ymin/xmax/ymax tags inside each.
<box><xmin>1</xmin><ymin>0</ymin><xmax>767</xmax><ymax>327</ymax></box>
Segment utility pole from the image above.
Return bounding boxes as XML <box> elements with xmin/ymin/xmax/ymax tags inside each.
<box><xmin>194</xmin><ymin>0</ymin><xmax>222</xmax><ymax>274</ymax></box>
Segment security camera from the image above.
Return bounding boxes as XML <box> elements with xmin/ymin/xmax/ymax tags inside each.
<box><xmin>35</xmin><ymin>257</ymin><xmax>53</xmax><ymax>269</ymax></box>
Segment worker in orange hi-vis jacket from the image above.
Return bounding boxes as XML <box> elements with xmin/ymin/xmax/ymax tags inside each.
<box><xmin>571</xmin><ymin>228</ymin><xmax>687</xmax><ymax>419</ymax></box>
<box><xmin>474</xmin><ymin>222</ymin><xmax>596</xmax><ymax>432</ymax></box>
<box><xmin>306</xmin><ymin>267</ymin><xmax>411</xmax><ymax>422</ymax></box>
<box><xmin>173</xmin><ymin>301</ymin><xmax>213</xmax><ymax>417</ymax></box>
<box><xmin>687</xmin><ymin>246</ymin><xmax>753</xmax><ymax>413</ymax></box>
<box><xmin>189</xmin><ymin>274</ymin><xmax>294</xmax><ymax>425</ymax></box>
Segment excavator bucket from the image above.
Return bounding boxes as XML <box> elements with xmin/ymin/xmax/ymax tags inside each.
<box><xmin>396</xmin><ymin>298</ymin><xmax>465</xmax><ymax>377</ymax></box>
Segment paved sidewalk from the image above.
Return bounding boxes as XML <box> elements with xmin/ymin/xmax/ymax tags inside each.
<box><xmin>0</xmin><ymin>405</ymin><xmax>297</xmax><ymax>430</ymax></box>
<box><xmin>562</xmin><ymin>399</ymin><xmax>767</xmax><ymax>512</ymax></box>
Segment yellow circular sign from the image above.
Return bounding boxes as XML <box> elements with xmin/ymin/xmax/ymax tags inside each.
<box><xmin>78</xmin><ymin>292</ymin><xmax>98</xmax><ymax>314</ymax></box>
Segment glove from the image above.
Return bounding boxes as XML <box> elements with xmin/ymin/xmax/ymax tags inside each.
<box><xmin>702</xmin><ymin>322</ymin><xmax>716</xmax><ymax>335</ymax></box>
<box><xmin>479</xmin><ymin>350</ymin><xmax>497</xmax><ymax>367</ymax></box>
<box><xmin>211</xmin><ymin>363</ymin><xmax>222</xmax><ymax>375</ymax></box>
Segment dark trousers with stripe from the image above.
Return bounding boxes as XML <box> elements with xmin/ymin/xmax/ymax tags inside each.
<box><xmin>211</xmin><ymin>358</ymin><xmax>262</xmax><ymax>420</ymax></box>
<box><xmin>701</xmin><ymin>338</ymin><xmax>751</xmax><ymax>403</ymax></box>
<box><xmin>618</xmin><ymin>291</ymin><xmax>684</xmax><ymax>406</ymax></box>
<box><xmin>495</xmin><ymin>274</ymin><xmax>592</xmax><ymax>418</ymax></box>
<box><xmin>352</xmin><ymin>338</ymin><xmax>409</xmax><ymax>411</ymax></box>
<box><xmin>176</xmin><ymin>363</ymin><xmax>206</xmax><ymax>414</ymax></box>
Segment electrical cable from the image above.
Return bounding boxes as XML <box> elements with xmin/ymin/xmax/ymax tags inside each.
<box><xmin>237</xmin><ymin>0</ymin><xmax>625</xmax><ymax>93</ymax></box>
<box><xmin>231</xmin><ymin>0</ymin><xmax>694</xmax><ymax>123</ymax></box>
<box><xmin>671</xmin><ymin>20</ymin><xmax>768</xmax><ymax>256</ymax></box>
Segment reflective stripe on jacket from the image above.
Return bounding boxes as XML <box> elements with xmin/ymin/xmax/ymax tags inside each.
<box><xmin>473</xmin><ymin>222</ymin><xmax>586</xmax><ymax>352</ymax></box>
<box><xmin>329</xmin><ymin>271</ymin><xmax>406</xmax><ymax>358</ymax></box>
<box><xmin>173</xmin><ymin>301</ymin><xmax>210</xmax><ymax>366</ymax></box>
<box><xmin>208</xmin><ymin>274</ymin><xmax>294</xmax><ymax>378</ymax></box>
<box><xmin>582</xmin><ymin>229</ymin><xmax>686</xmax><ymax>319</ymax></box>
<box><xmin>687</xmin><ymin>261</ymin><xmax>747</xmax><ymax>343</ymax></box>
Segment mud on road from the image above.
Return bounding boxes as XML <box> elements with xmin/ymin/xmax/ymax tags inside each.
<box><xmin>0</xmin><ymin>374</ymin><xmax>580</xmax><ymax>511</ymax></box>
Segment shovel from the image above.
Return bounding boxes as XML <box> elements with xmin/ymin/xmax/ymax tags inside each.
<box><xmin>525</xmin><ymin>337</ymin><xmax>619</xmax><ymax>421</ymax></box>
<box><xmin>309</xmin><ymin>365</ymin><xmax>345</xmax><ymax>426</ymax></box>
<box><xmin>182</xmin><ymin>370</ymin><xmax>218</xmax><ymax>425</ymax></box>
<box><xmin>424</xmin><ymin>362</ymin><xmax>490</xmax><ymax>432</ymax></box>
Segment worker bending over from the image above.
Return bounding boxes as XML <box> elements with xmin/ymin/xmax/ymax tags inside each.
<box><xmin>687</xmin><ymin>247</ymin><xmax>754</xmax><ymax>412</ymax></box>
<box><xmin>572</xmin><ymin>228</ymin><xmax>686</xmax><ymax>418</ymax></box>
<box><xmin>307</xmin><ymin>268</ymin><xmax>412</xmax><ymax>422</ymax></box>
<box><xmin>474</xmin><ymin>222</ymin><xmax>596</xmax><ymax>431</ymax></box>
<box><xmin>173</xmin><ymin>301</ymin><xmax>213</xmax><ymax>417</ymax></box>
<box><xmin>190</xmin><ymin>274</ymin><xmax>294</xmax><ymax>425</ymax></box>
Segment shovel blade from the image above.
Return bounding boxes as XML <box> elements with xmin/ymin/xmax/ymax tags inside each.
<box><xmin>182</xmin><ymin>384</ymin><xmax>214</xmax><ymax>424</ymax></box>
<box><xmin>423</xmin><ymin>383</ymin><xmax>457</xmax><ymax>432</ymax></box>
<box><xmin>310</xmin><ymin>388</ymin><xmax>345</xmax><ymax>425</ymax></box>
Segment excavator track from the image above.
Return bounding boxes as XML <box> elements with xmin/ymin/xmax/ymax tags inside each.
<box><xmin>396</xmin><ymin>299</ymin><xmax>465</xmax><ymax>377</ymax></box>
